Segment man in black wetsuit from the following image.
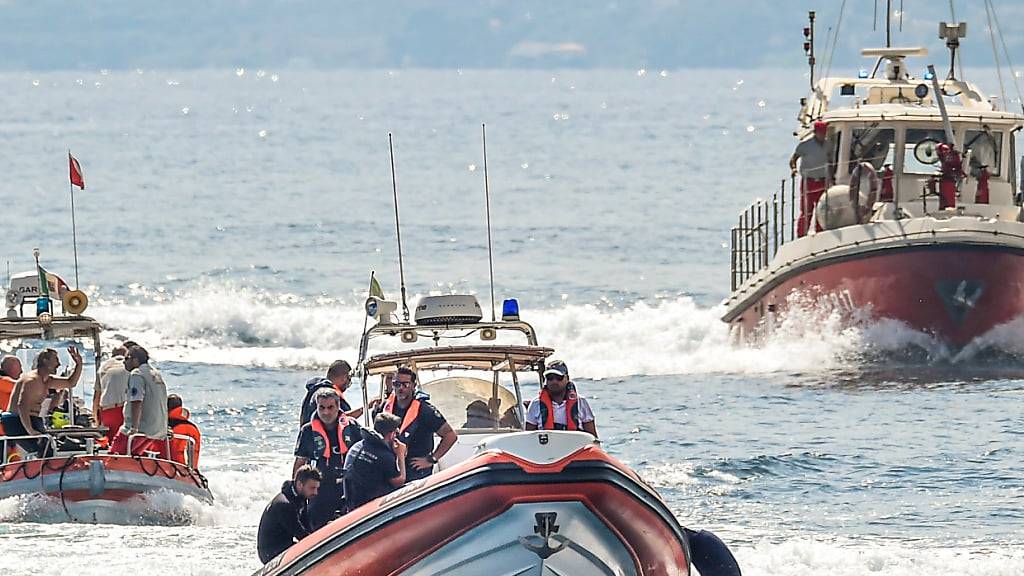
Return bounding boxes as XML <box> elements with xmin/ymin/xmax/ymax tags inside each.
<box><xmin>257</xmin><ymin>465</ymin><xmax>321</xmax><ymax>564</ymax></box>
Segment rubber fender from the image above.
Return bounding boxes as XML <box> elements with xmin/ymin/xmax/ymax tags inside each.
<box><xmin>686</xmin><ymin>528</ymin><xmax>742</xmax><ymax>576</ymax></box>
<box><xmin>88</xmin><ymin>460</ymin><xmax>105</xmax><ymax>497</ymax></box>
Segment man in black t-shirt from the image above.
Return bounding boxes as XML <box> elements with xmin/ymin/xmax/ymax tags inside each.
<box><xmin>293</xmin><ymin>388</ymin><xmax>362</xmax><ymax>529</ymax></box>
<box><xmin>298</xmin><ymin>360</ymin><xmax>359</xmax><ymax>428</ymax></box>
<box><xmin>374</xmin><ymin>367</ymin><xmax>458</xmax><ymax>482</ymax></box>
<box><xmin>343</xmin><ymin>412</ymin><xmax>408</xmax><ymax>511</ymax></box>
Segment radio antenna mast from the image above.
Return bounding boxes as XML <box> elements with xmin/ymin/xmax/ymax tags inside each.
<box><xmin>481</xmin><ymin>124</ymin><xmax>497</xmax><ymax>321</ymax></box>
<box><xmin>388</xmin><ymin>133</ymin><xmax>410</xmax><ymax>322</ymax></box>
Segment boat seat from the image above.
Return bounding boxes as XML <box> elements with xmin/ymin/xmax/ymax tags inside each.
<box><xmin>475</xmin><ymin>431</ymin><xmax>595</xmax><ymax>465</ymax></box>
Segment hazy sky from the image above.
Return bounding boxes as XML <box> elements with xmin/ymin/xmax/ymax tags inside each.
<box><xmin>1</xmin><ymin>1</ymin><xmax>1021</xmax><ymax>70</ymax></box>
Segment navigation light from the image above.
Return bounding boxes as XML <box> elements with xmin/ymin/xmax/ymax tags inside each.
<box><xmin>502</xmin><ymin>298</ymin><xmax>520</xmax><ymax>321</ymax></box>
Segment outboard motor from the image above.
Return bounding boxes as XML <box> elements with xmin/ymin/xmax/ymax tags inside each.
<box><xmin>686</xmin><ymin>528</ymin><xmax>742</xmax><ymax>576</ymax></box>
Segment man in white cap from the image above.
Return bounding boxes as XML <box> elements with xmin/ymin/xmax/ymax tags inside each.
<box><xmin>789</xmin><ymin>120</ymin><xmax>834</xmax><ymax>237</ymax></box>
<box><xmin>525</xmin><ymin>360</ymin><xmax>597</xmax><ymax>438</ymax></box>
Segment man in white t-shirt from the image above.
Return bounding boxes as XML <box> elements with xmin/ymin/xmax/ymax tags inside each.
<box><xmin>525</xmin><ymin>360</ymin><xmax>597</xmax><ymax>438</ymax></box>
<box><xmin>94</xmin><ymin>343</ymin><xmax>134</xmax><ymax>442</ymax></box>
<box><xmin>110</xmin><ymin>346</ymin><xmax>169</xmax><ymax>457</ymax></box>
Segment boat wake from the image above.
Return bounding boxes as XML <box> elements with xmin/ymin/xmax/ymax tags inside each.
<box><xmin>90</xmin><ymin>282</ymin><xmax>1024</xmax><ymax>379</ymax></box>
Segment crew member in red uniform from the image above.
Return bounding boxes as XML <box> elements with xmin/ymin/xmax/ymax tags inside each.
<box><xmin>790</xmin><ymin>120</ymin><xmax>834</xmax><ymax>237</ymax></box>
<box><xmin>375</xmin><ymin>367</ymin><xmax>458</xmax><ymax>482</ymax></box>
<box><xmin>167</xmin><ymin>394</ymin><xmax>202</xmax><ymax>469</ymax></box>
<box><xmin>525</xmin><ymin>360</ymin><xmax>598</xmax><ymax>438</ymax></box>
<box><xmin>293</xmin><ymin>387</ymin><xmax>362</xmax><ymax>529</ymax></box>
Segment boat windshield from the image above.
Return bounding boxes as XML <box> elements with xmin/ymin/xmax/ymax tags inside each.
<box><xmin>904</xmin><ymin>128</ymin><xmax>950</xmax><ymax>174</ymax></box>
<box><xmin>965</xmin><ymin>129</ymin><xmax>1002</xmax><ymax>177</ymax></box>
<box><xmin>849</xmin><ymin>127</ymin><xmax>895</xmax><ymax>171</ymax></box>
<box><xmin>419</xmin><ymin>374</ymin><xmax>523</xmax><ymax>431</ymax></box>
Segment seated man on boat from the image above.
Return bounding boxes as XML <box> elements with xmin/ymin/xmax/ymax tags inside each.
<box><xmin>374</xmin><ymin>367</ymin><xmax>457</xmax><ymax>482</ymax></box>
<box><xmin>525</xmin><ymin>360</ymin><xmax>598</xmax><ymax>437</ymax></box>
<box><xmin>167</xmin><ymin>394</ymin><xmax>202</xmax><ymax>469</ymax></box>
<box><xmin>110</xmin><ymin>346</ymin><xmax>169</xmax><ymax>457</ymax></box>
<box><xmin>789</xmin><ymin>120</ymin><xmax>835</xmax><ymax>237</ymax></box>
<box><xmin>342</xmin><ymin>412</ymin><xmax>407</xmax><ymax>512</ymax></box>
<box><xmin>95</xmin><ymin>343</ymin><xmax>134</xmax><ymax>444</ymax></box>
<box><xmin>298</xmin><ymin>360</ymin><xmax>364</xmax><ymax>427</ymax></box>
<box><xmin>293</xmin><ymin>387</ymin><xmax>363</xmax><ymax>529</ymax></box>
<box><xmin>0</xmin><ymin>355</ymin><xmax>23</xmax><ymax>435</ymax></box>
<box><xmin>1</xmin><ymin>347</ymin><xmax>83</xmax><ymax>457</ymax></box>
<box><xmin>257</xmin><ymin>464</ymin><xmax>322</xmax><ymax>564</ymax></box>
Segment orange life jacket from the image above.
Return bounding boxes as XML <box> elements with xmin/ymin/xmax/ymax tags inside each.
<box><xmin>168</xmin><ymin>406</ymin><xmax>202</xmax><ymax>469</ymax></box>
<box><xmin>383</xmin><ymin>394</ymin><xmax>421</xmax><ymax>436</ymax></box>
<box><xmin>310</xmin><ymin>414</ymin><xmax>356</xmax><ymax>460</ymax></box>
<box><xmin>0</xmin><ymin>375</ymin><xmax>16</xmax><ymax>413</ymax></box>
<box><xmin>537</xmin><ymin>387</ymin><xmax>580</xmax><ymax>431</ymax></box>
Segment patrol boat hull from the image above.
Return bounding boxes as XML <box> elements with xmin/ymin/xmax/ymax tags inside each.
<box><xmin>723</xmin><ymin>218</ymin><xmax>1024</xmax><ymax>351</ymax></box>
<box><xmin>256</xmin><ymin>431</ymin><xmax>703</xmax><ymax>576</ymax></box>
<box><xmin>0</xmin><ymin>454</ymin><xmax>212</xmax><ymax>523</ymax></box>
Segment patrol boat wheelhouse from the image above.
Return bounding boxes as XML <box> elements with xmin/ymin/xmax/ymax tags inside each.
<box><xmin>0</xmin><ymin>267</ymin><xmax>212</xmax><ymax>523</ymax></box>
<box><xmin>256</xmin><ymin>292</ymin><xmax>741</xmax><ymax>576</ymax></box>
<box><xmin>724</xmin><ymin>14</ymin><xmax>1024</xmax><ymax>352</ymax></box>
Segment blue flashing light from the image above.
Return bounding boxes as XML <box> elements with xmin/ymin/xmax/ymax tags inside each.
<box><xmin>501</xmin><ymin>298</ymin><xmax>520</xmax><ymax>321</ymax></box>
<box><xmin>923</xmin><ymin>70</ymin><xmax>935</xmax><ymax>81</ymax></box>
<box><xmin>857</xmin><ymin>69</ymin><xmax>869</xmax><ymax>79</ymax></box>
<box><xmin>36</xmin><ymin>296</ymin><xmax>50</xmax><ymax>315</ymax></box>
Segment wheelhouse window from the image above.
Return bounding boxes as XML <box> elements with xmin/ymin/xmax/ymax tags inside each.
<box><xmin>965</xmin><ymin>129</ymin><xmax>1002</xmax><ymax>177</ymax></box>
<box><xmin>903</xmin><ymin>128</ymin><xmax>949</xmax><ymax>174</ymax></box>
<box><xmin>849</xmin><ymin>127</ymin><xmax>895</xmax><ymax>171</ymax></box>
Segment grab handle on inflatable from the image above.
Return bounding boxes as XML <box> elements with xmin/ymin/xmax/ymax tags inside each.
<box><xmin>685</xmin><ymin>528</ymin><xmax>742</xmax><ymax>576</ymax></box>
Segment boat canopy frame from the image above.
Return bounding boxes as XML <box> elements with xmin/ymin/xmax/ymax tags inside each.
<box><xmin>0</xmin><ymin>315</ymin><xmax>103</xmax><ymax>438</ymax></box>
<box><xmin>356</xmin><ymin>319</ymin><xmax>547</xmax><ymax>429</ymax></box>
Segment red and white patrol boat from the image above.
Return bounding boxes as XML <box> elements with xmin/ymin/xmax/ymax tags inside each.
<box><xmin>1</xmin><ymin>267</ymin><xmax>212</xmax><ymax>523</ymax></box>
<box><xmin>257</xmin><ymin>431</ymin><xmax>737</xmax><ymax>576</ymax></box>
<box><xmin>255</xmin><ymin>292</ymin><xmax>741</xmax><ymax>575</ymax></box>
<box><xmin>723</xmin><ymin>12</ymin><xmax>1024</xmax><ymax>351</ymax></box>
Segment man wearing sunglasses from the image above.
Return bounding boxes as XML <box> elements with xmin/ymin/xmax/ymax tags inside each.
<box><xmin>525</xmin><ymin>360</ymin><xmax>598</xmax><ymax>438</ymax></box>
<box><xmin>377</xmin><ymin>367</ymin><xmax>457</xmax><ymax>482</ymax></box>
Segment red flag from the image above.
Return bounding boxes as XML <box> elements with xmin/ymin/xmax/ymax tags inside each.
<box><xmin>69</xmin><ymin>152</ymin><xmax>85</xmax><ymax>190</ymax></box>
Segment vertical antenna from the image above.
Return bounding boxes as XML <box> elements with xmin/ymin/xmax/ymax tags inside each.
<box><xmin>804</xmin><ymin>12</ymin><xmax>816</xmax><ymax>90</ymax></box>
<box><xmin>388</xmin><ymin>134</ymin><xmax>410</xmax><ymax>322</ymax></box>
<box><xmin>886</xmin><ymin>0</ymin><xmax>892</xmax><ymax>47</ymax></box>
<box><xmin>481</xmin><ymin>124</ymin><xmax>496</xmax><ymax>322</ymax></box>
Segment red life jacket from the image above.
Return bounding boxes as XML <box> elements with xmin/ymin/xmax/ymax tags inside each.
<box><xmin>168</xmin><ymin>406</ymin><xmax>202</xmax><ymax>469</ymax></box>
<box><xmin>310</xmin><ymin>415</ymin><xmax>356</xmax><ymax>460</ymax></box>
<box><xmin>383</xmin><ymin>394</ymin><xmax>421</xmax><ymax>435</ymax></box>
<box><xmin>537</xmin><ymin>387</ymin><xmax>580</xmax><ymax>431</ymax></box>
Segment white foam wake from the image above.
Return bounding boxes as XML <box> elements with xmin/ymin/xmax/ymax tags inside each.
<box><xmin>89</xmin><ymin>283</ymin><xmax>1023</xmax><ymax>378</ymax></box>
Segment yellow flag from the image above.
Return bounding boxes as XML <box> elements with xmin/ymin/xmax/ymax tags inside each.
<box><xmin>369</xmin><ymin>274</ymin><xmax>384</xmax><ymax>299</ymax></box>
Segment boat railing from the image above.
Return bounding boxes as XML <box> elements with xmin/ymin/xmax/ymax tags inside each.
<box><xmin>1</xmin><ymin>433</ymin><xmax>59</xmax><ymax>465</ymax></box>
<box><xmin>730</xmin><ymin>177</ymin><xmax>797</xmax><ymax>290</ymax></box>
<box><xmin>170</xmin><ymin>433</ymin><xmax>198</xmax><ymax>469</ymax></box>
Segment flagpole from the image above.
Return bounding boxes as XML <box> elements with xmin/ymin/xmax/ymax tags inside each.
<box><xmin>68</xmin><ymin>151</ymin><xmax>80</xmax><ymax>289</ymax></box>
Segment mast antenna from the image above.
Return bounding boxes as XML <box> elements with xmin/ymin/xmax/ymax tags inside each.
<box><xmin>388</xmin><ymin>133</ymin><xmax>410</xmax><ymax>322</ymax></box>
<box><xmin>481</xmin><ymin>124</ymin><xmax>496</xmax><ymax>322</ymax></box>
<box><xmin>885</xmin><ymin>0</ymin><xmax>892</xmax><ymax>47</ymax></box>
<box><xmin>804</xmin><ymin>12</ymin><xmax>816</xmax><ymax>90</ymax></box>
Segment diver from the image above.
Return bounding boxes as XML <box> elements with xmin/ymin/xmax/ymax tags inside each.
<box><xmin>257</xmin><ymin>465</ymin><xmax>322</xmax><ymax>564</ymax></box>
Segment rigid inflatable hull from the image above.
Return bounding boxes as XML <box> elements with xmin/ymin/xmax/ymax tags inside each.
<box><xmin>727</xmin><ymin>244</ymin><xmax>1024</xmax><ymax>348</ymax></box>
<box><xmin>0</xmin><ymin>454</ymin><xmax>212</xmax><ymax>522</ymax></box>
<box><xmin>260</xmin><ymin>449</ymin><xmax>690</xmax><ymax>576</ymax></box>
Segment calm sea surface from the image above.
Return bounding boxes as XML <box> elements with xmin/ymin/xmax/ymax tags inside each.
<box><xmin>1</xmin><ymin>68</ymin><xmax>1022</xmax><ymax>575</ymax></box>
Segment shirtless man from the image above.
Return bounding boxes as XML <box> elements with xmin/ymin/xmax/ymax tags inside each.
<box><xmin>0</xmin><ymin>347</ymin><xmax>83</xmax><ymax>456</ymax></box>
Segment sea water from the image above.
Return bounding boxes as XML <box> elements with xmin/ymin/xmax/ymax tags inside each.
<box><xmin>1</xmin><ymin>69</ymin><xmax>1022</xmax><ymax>575</ymax></box>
